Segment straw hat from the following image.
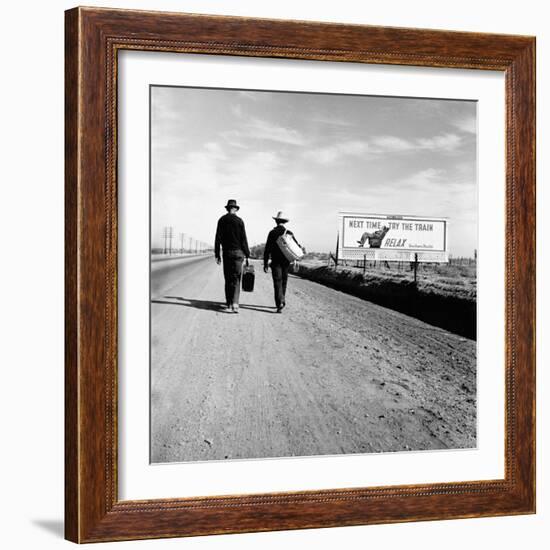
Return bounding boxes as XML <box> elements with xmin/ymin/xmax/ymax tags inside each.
<box><xmin>272</xmin><ymin>211</ymin><xmax>289</xmax><ymax>222</ymax></box>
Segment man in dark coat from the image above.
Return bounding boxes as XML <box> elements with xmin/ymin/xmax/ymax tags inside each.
<box><xmin>263</xmin><ymin>211</ymin><xmax>304</xmax><ymax>313</ymax></box>
<box><xmin>214</xmin><ymin>199</ymin><xmax>250</xmax><ymax>313</ymax></box>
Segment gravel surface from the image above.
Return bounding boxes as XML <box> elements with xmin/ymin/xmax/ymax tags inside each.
<box><xmin>150</xmin><ymin>257</ymin><xmax>476</xmax><ymax>463</ymax></box>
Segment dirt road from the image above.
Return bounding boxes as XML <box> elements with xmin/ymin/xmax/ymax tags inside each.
<box><xmin>151</xmin><ymin>257</ymin><xmax>476</xmax><ymax>463</ymax></box>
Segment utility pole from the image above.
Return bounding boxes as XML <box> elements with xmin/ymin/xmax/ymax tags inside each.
<box><xmin>168</xmin><ymin>226</ymin><xmax>174</xmax><ymax>255</ymax></box>
<box><xmin>162</xmin><ymin>226</ymin><xmax>173</xmax><ymax>255</ymax></box>
<box><xmin>179</xmin><ymin>233</ymin><xmax>186</xmax><ymax>254</ymax></box>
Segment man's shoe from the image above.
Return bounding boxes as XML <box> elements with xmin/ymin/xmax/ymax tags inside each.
<box><xmin>223</xmin><ymin>305</ymin><xmax>232</xmax><ymax>313</ymax></box>
<box><xmin>276</xmin><ymin>306</ymin><xmax>283</xmax><ymax>313</ymax></box>
<box><xmin>232</xmin><ymin>304</ymin><xmax>239</xmax><ymax>313</ymax></box>
<box><xmin>281</xmin><ymin>302</ymin><xmax>286</xmax><ymax>310</ymax></box>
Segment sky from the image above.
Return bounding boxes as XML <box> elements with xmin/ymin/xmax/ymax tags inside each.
<box><xmin>151</xmin><ymin>86</ymin><xmax>477</xmax><ymax>256</ymax></box>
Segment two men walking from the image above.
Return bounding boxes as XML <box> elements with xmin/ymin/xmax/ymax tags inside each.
<box><xmin>215</xmin><ymin>201</ymin><xmax>303</xmax><ymax>313</ymax></box>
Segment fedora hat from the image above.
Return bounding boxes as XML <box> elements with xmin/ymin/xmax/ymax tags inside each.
<box><xmin>272</xmin><ymin>211</ymin><xmax>289</xmax><ymax>222</ymax></box>
<box><xmin>224</xmin><ymin>199</ymin><xmax>240</xmax><ymax>210</ymax></box>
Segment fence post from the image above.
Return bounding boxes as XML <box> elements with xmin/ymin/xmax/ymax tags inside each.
<box><xmin>413</xmin><ymin>253</ymin><xmax>418</xmax><ymax>284</ymax></box>
<box><xmin>363</xmin><ymin>254</ymin><xmax>366</xmax><ymax>274</ymax></box>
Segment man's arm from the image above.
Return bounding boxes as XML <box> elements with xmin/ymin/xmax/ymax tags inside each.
<box><xmin>214</xmin><ymin>218</ymin><xmax>222</xmax><ymax>259</ymax></box>
<box><xmin>290</xmin><ymin>231</ymin><xmax>306</xmax><ymax>253</ymax></box>
<box><xmin>263</xmin><ymin>232</ymin><xmax>272</xmax><ymax>269</ymax></box>
<box><xmin>240</xmin><ymin>219</ymin><xmax>250</xmax><ymax>258</ymax></box>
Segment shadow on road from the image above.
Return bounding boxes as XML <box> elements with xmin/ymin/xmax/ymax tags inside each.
<box><xmin>152</xmin><ymin>297</ymin><xmax>277</xmax><ymax>314</ymax></box>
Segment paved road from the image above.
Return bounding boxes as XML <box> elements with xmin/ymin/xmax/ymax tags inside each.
<box><xmin>151</xmin><ymin>256</ymin><xmax>476</xmax><ymax>463</ymax></box>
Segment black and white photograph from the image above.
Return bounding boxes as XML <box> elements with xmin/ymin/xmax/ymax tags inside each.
<box><xmin>150</xmin><ymin>85</ymin><xmax>477</xmax><ymax>463</ymax></box>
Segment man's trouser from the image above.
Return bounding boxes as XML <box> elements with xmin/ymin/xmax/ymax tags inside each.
<box><xmin>271</xmin><ymin>262</ymin><xmax>290</xmax><ymax>308</ymax></box>
<box><xmin>222</xmin><ymin>249</ymin><xmax>245</xmax><ymax>306</ymax></box>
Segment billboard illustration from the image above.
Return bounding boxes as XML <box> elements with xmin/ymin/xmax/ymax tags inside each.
<box><xmin>339</xmin><ymin>212</ymin><xmax>448</xmax><ymax>262</ymax></box>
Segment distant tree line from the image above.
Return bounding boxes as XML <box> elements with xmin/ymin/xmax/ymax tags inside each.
<box><xmin>249</xmin><ymin>243</ymin><xmax>266</xmax><ymax>259</ymax></box>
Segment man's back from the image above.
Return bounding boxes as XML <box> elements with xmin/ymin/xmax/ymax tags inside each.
<box><xmin>214</xmin><ymin>213</ymin><xmax>250</xmax><ymax>258</ymax></box>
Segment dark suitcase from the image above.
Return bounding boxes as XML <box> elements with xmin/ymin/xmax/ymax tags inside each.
<box><xmin>242</xmin><ymin>261</ymin><xmax>255</xmax><ymax>292</ymax></box>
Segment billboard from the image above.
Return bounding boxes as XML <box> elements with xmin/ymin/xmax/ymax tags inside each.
<box><xmin>338</xmin><ymin>212</ymin><xmax>448</xmax><ymax>263</ymax></box>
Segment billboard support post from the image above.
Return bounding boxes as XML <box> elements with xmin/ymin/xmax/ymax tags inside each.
<box><xmin>413</xmin><ymin>253</ymin><xmax>418</xmax><ymax>284</ymax></box>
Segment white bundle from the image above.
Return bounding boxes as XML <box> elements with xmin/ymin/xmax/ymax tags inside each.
<box><xmin>276</xmin><ymin>229</ymin><xmax>304</xmax><ymax>262</ymax></box>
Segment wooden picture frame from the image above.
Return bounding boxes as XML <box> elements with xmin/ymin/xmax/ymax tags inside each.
<box><xmin>65</xmin><ymin>6</ymin><xmax>536</xmax><ymax>543</ymax></box>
